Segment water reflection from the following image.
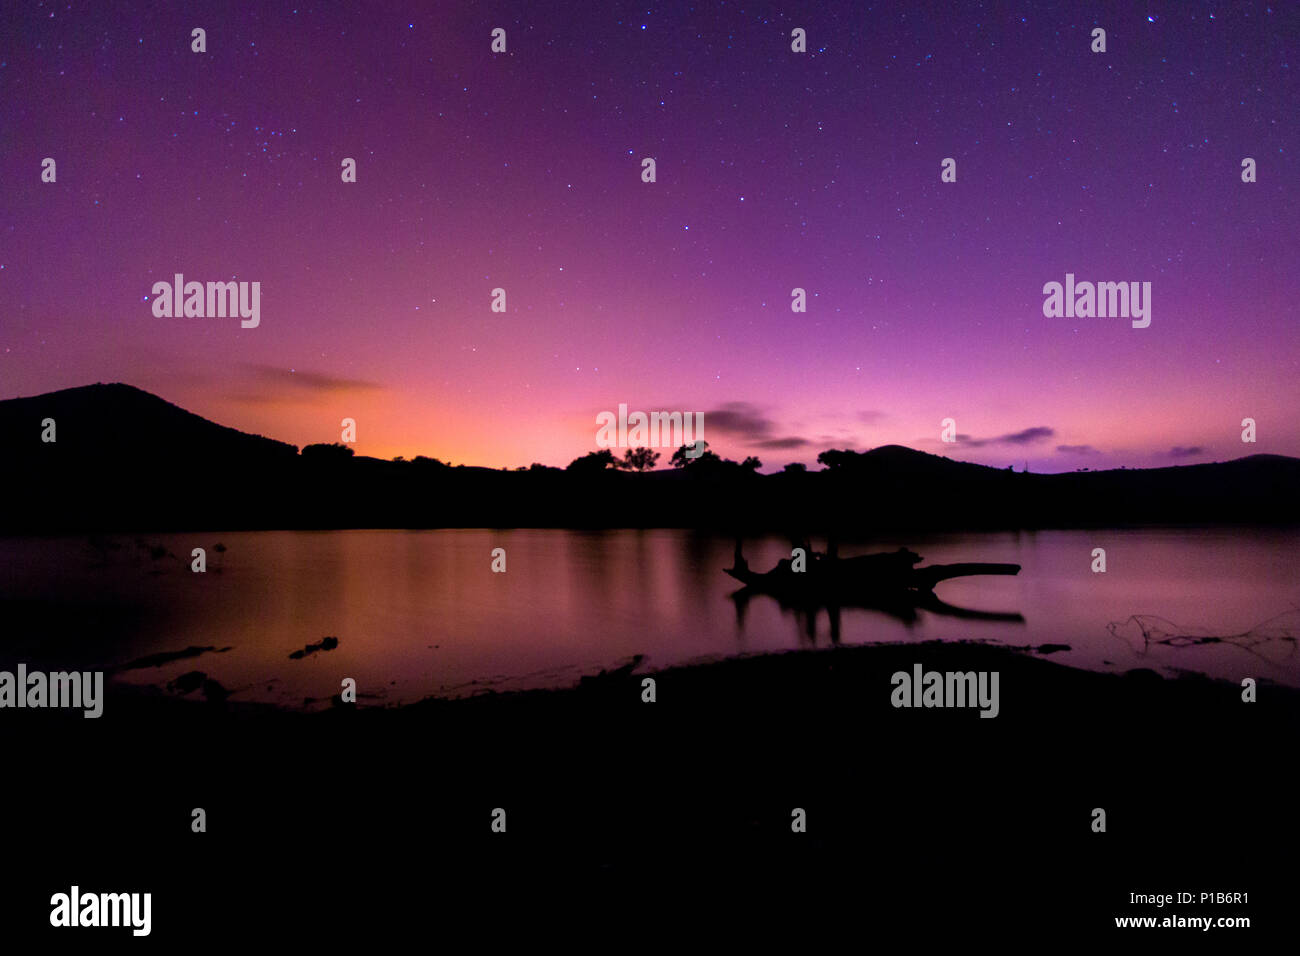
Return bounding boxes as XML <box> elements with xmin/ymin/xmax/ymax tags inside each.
<box><xmin>0</xmin><ymin>527</ymin><xmax>1296</xmax><ymax>708</ymax></box>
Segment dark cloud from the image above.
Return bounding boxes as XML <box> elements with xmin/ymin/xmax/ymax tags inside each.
<box><xmin>701</xmin><ymin>401</ymin><xmax>775</xmax><ymax>441</ymax></box>
<box><xmin>1169</xmin><ymin>445</ymin><xmax>1204</xmax><ymax>458</ymax></box>
<box><xmin>243</xmin><ymin>364</ymin><xmax>384</xmax><ymax>393</ymax></box>
<box><xmin>647</xmin><ymin>402</ymin><xmax>854</xmax><ymax>452</ymax></box>
<box><xmin>857</xmin><ymin>410</ymin><xmax>886</xmax><ymax>425</ymax></box>
<box><xmin>962</xmin><ymin>426</ymin><xmax>1056</xmax><ymax>448</ymax></box>
<box><xmin>1057</xmin><ymin>444</ymin><xmax>1099</xmax><ymax>455</ymax></box>
<box><xmin>999</xmin><ymin>426</ymin><xmax>1056</xmax><ymax>445</ymax></box>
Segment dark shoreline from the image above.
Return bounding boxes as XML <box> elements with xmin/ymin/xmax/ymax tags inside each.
<box><xmin>9</xmin><ymin>638</ymin><xmax>1294</xmax><ymax>941</ymax></box>
<box><xmin>13</xmin><ymin>635</ymin><xmax>1297</xmax><ymax>725</ymax></box>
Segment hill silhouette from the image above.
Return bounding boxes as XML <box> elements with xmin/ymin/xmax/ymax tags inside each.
<box><xmin>0</xmin><ymin>383</ymin><xmax>297</xmax><ymax>464</ymax></box>
<box><xmin>2</xmin><ymin>383</ymin><xmax>1297</xmax><ymax>532</ymax></box>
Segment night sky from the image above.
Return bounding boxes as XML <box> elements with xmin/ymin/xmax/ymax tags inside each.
<box><xmin>3</xmin><ymin>0</ymin><xmax>1296</xmax><ymax>471</ymax></box>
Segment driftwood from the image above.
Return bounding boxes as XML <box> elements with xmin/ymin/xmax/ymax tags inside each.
<box><xmin>724</xmin><ymin>539</ymin><xmax>1023</xmax><ymax>622</ymax></box>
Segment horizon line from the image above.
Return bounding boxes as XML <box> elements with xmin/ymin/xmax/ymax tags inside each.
<box><xmin>3</xmin><ymin>380</ymin><xmax>1283</xmax><ymax>477</ymax></box>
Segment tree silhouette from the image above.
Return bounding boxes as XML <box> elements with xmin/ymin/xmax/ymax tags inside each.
<box><xmin>816</xmin><ymin>448</ymin><xmax>865</xmax><ymax>471</ymax></box>
<box><xmin>617</xmin><ymin>447</ymin><xmax>661</xmax><ymax>471</ymax></box>
<box><xmin>668</xmin><ymin>445</ymin><xmax>765</xmax><ymax>477</ymax></box>
<box><xmin>670</xmin><ymin>444</ymin><xmax>722</xmax><ymax>469</ymax></box>
<box><xmin>566</xmin><ymin>449</ymin><xmax>617</xmax><ymax>473</ymax></box>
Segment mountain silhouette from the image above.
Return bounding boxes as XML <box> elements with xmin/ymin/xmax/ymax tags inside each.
<box><xmin>0</xmin><ymin>383</ymin><xmax>297</xmax><ymax>464</ymax></box>
<box><xmin>2</xmin><ymin>383</ymin><xmax>1296</xmax><ymax>532</ymax></box>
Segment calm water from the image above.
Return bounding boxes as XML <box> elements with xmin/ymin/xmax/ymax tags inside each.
<box><xmin>2</xmin><ymin>528</ymin><xmax>1297</xmax><ymax>708</ymax></box>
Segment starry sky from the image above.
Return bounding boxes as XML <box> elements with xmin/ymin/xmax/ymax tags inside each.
<box><xmin>2</xmin><ymin>0</ymin><xmax>1296</xmax><ymax>471</ymax></box>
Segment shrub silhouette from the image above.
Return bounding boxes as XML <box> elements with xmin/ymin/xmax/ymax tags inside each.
<box><xmin>566</xmin><ymin>449</ymin><xmax>617</xmax><ymax>474</ymax></box>
<box><xmin>302</xmin><ymin>442</ymin><xmax>355</xmax><ymax>462</ymax></box>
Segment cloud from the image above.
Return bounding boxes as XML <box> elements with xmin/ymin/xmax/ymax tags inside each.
<box><xmin>1057</xmin><ymin>444</ymin><xmax>1100</xmax><ymax>455</ymax></box>
<box><xmin>817</xmin><ymin>434</ymin><xmax>860</xmax><ymax>445</ymax></box>
<box><xmin>701</xmin><ymin>401</ymin><xmax>776</xmax><ymax>442</ymax></box>
<box><xmin>634</xmin><ymin>402</ymin><xmax>827</xmax><ymax>452</ymax></box>
<box><xmin>960</xmin><ymin>426</ymin><xmax>1056</xmax><ymax>448</ymax></box>
<box><xmin>998</xmin><ymin>426</ymin><xmax>1056</xmax><ymax>445</ymax></box>
<box><xmin>857</xmin><ymin>410</ymin><xmax>887</xmax><ymax>425</ymax></box>
<box><xmin>242</xmin><ymin>364</ymin><xmax>384</xmax><ymax>394</ymax></box>
<box><xmin>1169</xmin><ymin>445</ymin><xmax>1204</xmax><ymax>458</ymax></box>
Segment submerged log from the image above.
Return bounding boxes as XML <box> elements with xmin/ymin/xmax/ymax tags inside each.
<box><xmin>724</xmin><ymin>539</ymin><xmax>1021</xmax><ymax>602</ymax></box>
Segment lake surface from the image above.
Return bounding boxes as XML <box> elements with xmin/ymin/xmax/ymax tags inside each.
<box><xmin>2</xmin><ymin>528</ymin><xmax>1297</xmax><ymax>708</ymax></box>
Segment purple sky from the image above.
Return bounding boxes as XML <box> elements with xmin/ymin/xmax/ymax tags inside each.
<box><xmin>3</xmin><ymin>0</ymin><xmax>1296</xmax><ymax>471</ymax></box>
